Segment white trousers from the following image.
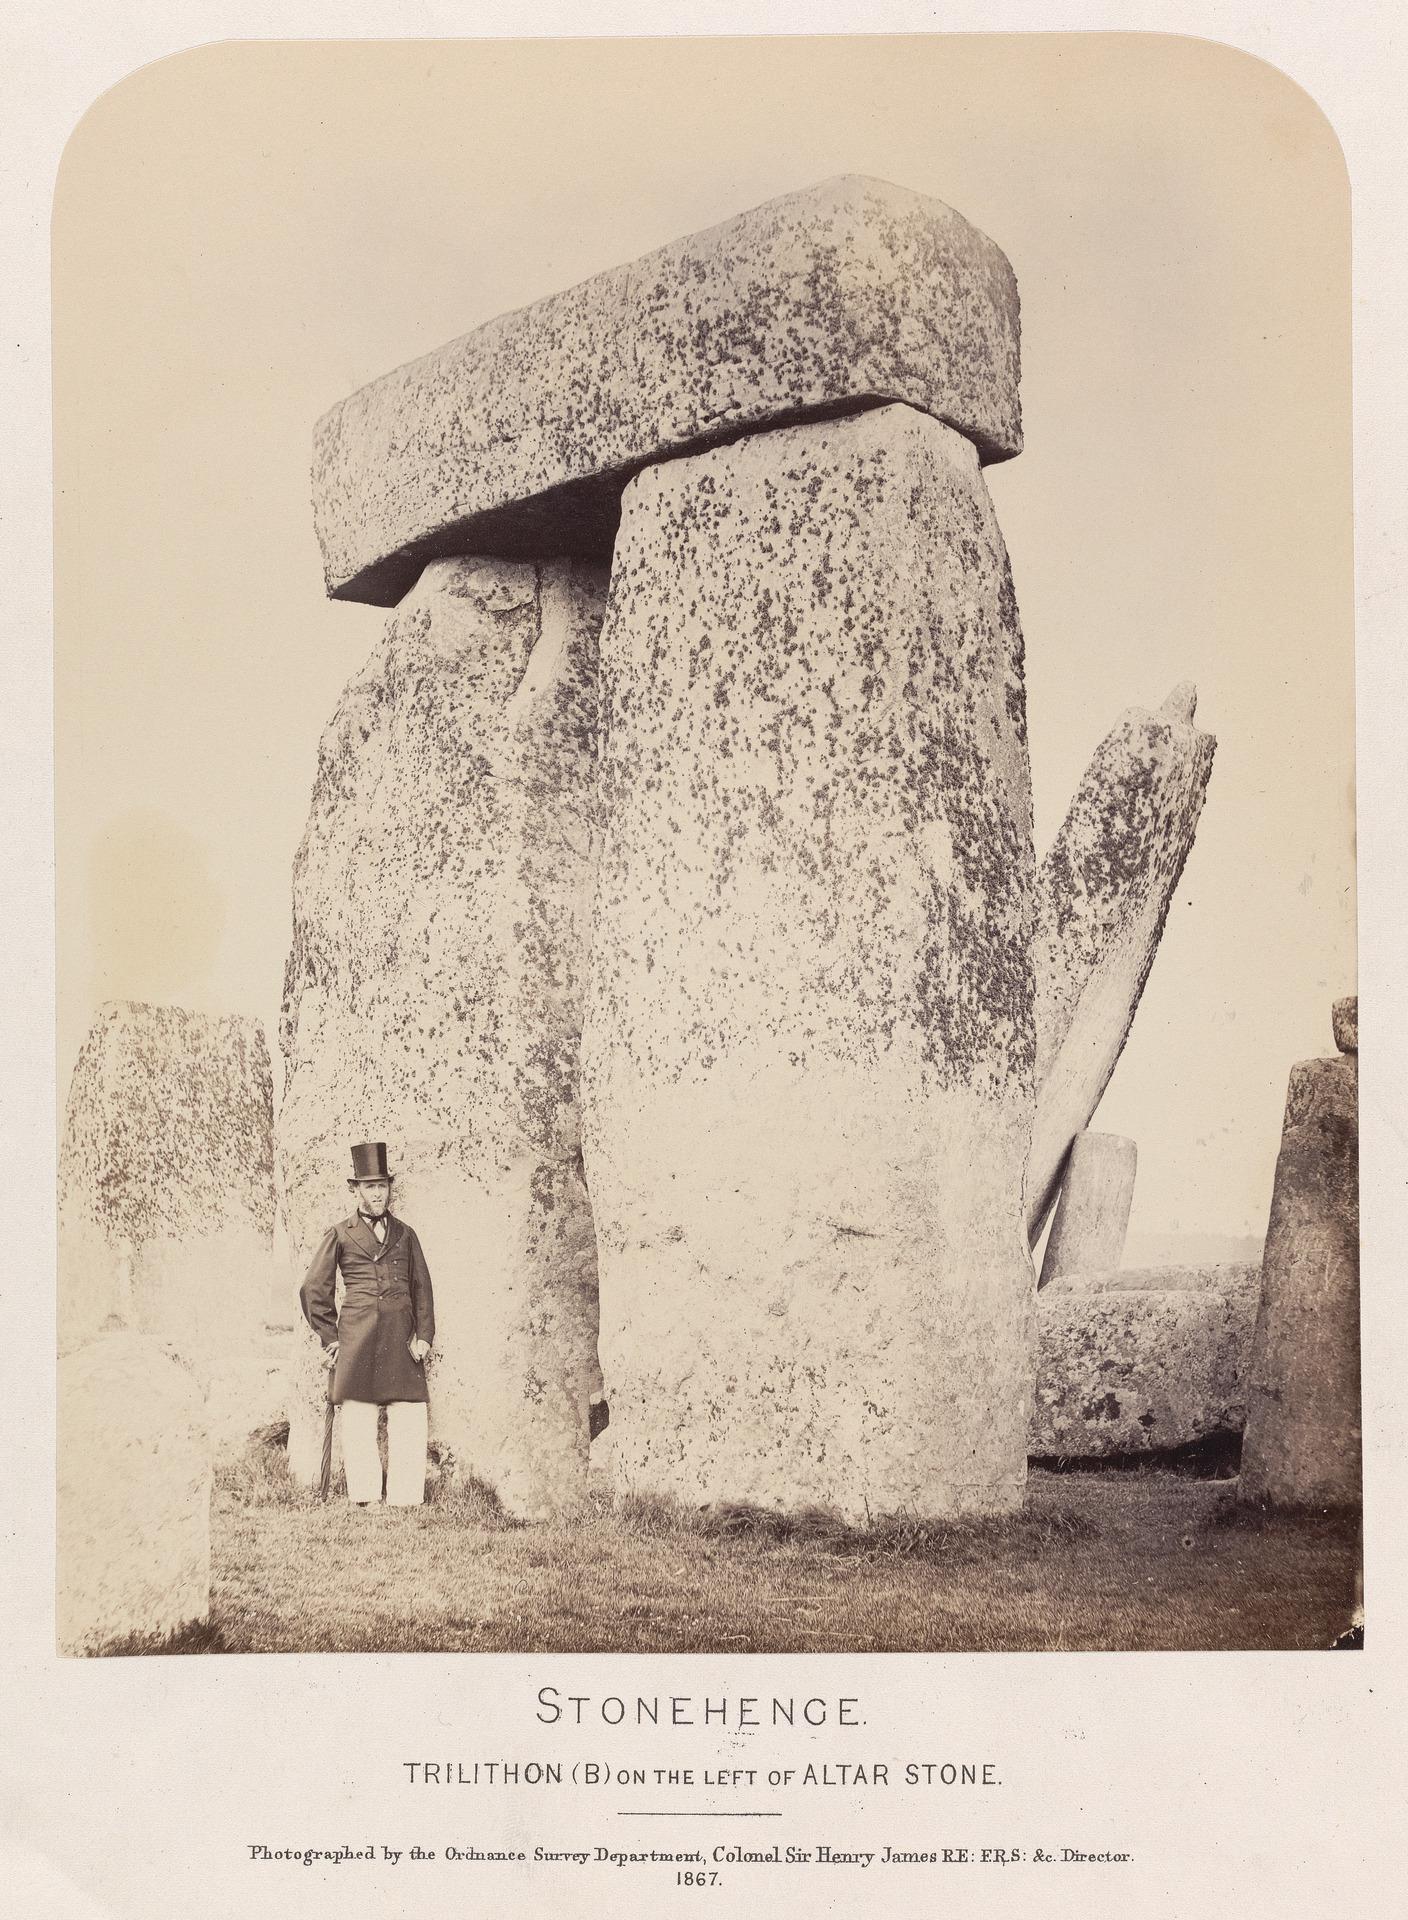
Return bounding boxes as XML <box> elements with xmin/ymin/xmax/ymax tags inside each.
<box><xmin>340</xmin><ymin>1399</ymin><xmax>429</xmax><ymax>1506</ymax></box>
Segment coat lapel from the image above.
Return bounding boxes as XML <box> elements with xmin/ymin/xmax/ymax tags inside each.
<box><xmin>346</xmin><ymin>1211</ymin><xmax>381</xmax><ymax>1260</ymax></box>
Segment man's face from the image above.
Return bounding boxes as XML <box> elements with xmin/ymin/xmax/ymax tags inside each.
<box><xmin>354</xmin><ymin>1178</ymin><xmax>391</xmax><ymax>1218</ymax></box>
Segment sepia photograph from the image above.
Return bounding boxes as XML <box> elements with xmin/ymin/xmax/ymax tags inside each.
<box><xmin>52</xmin><ymin>33</ymin><xmax>1359</xmax><ymax>1661</ymax></box>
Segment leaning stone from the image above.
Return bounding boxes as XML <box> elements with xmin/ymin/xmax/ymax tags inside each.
<box><xmin>582</xmin><ymin>404</ymin><xmax>1036</xmax><ymax>1523</ymax></box>
<box><xmin>1038</xmin><ymin>1131</ymin><xmax>1136</xmax><ymax>1286</ymax></box>
<box><xmin>57</xmin><ymin>1332</ymin><xmax>211</xmax><ymax>1654</ymax></box>
<box><xmin>312</xmin><ymin>175</ymin><xmax>1022</xmax><ymax>605</ymax></box>
<box><xmin>1332</xmin><ymin>995</ymin><xmax>1357</xmax><ymax>1054</ymax></box>
<box><xmin>1027</xmin><ymin>684</ymin><xmax>1215</xmax><ymax>1237</ymax></box>
<box><xmin>1240</xmin><ymin>1051</ymin><xmax>1360</xmax><ymax>1507</ymax></box>
<box><xmin>278</xmin><ymin>556</ymin><xmax>606</xmax><ymax>1519</ymax></box>
<box><xmin>1030</xmin><ymin>1283</ymin><xmax>1257</xmax><ymax>1457</ymax></box>
<box><xmin>58</xmin><ymin>1002</ymin><xmax>276</xmax><ymax>1445</ymax></box>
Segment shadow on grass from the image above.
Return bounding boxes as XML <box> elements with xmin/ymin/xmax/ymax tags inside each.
<box><xmin>1205</xmin><ymin>1490</ymin><xmax>1361</xmax><ymax>1544</ymax></box>
<box><xmin>100</xmin><ymin>1617</ymin><xmax>231</xmax><ymax>1656</ymax></box>
<box><xmin>604</xmin><ymin>1487</ymin><xmax>1101</xmax><ymax>1564</ymax></box>
<box><xmin>1033</xmin><ymin>1432</ymin><xmax>1243</xmax><ymax>1479</ymax></box>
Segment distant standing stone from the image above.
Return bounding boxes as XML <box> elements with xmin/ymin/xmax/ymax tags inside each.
<box><xmin>1240</xmin><ymin>1033</ymin><xmax>1360</xmax><ymax>1508</ymax></box>
<box><xmin>1027</xmin><ymin>685</ymin><xmax>1215</xmax><ymax>1237</ymax></box>
<box><xmin>1039</xmin><ymin>1131</ymin><xmax>1137</xmax><ymax>1286</ymax></box>
<box><xmin>58</xmin><ymin>1332</ymin><xmax>211</xmax><ymax>1654</ymax></box>
<box><xmin>1332</xmin><ymin>995</ymin><xmax>1358</xmax><ymax>1055</ymax></box>
<box><xmin>582</xmin><ymin>404</ymin><xmax>1037</xmax><ymax>1522</ymax></box>
<box><xmin>58</xmin><ymin>1001</ymin><xmax>276</xmax><ymax>1449</ymax></box>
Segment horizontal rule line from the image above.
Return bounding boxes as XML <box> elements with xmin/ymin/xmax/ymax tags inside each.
<box><xmin>616</xmin><ymin>1811</ymin><xmax>783</xmax><ymax>1818</ymax></box>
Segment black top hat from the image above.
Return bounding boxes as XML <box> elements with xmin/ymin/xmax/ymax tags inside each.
<box><xmin>348</xmin><ymin>1141</ymin><xmax>393</xmax><ymax>1184</ymax></box>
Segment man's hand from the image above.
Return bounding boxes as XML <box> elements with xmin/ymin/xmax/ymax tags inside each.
<box><xmin>322</xmin><ymin>1343</ymin><xmax>339</xmax><ymax>1370</ymax></box>
<box><xmin>408</xmin><ymin>1337</ymin><xmax>432</xmax><ymax>1363</ymax></box>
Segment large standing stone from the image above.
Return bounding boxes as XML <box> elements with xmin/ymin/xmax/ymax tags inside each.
<box><xmin>1031</xmin><ymin>1276</ymin><xmax>1259</xmax><ymax>1457</ymax></box>
<box><xmin>278</xmin><ymin>556</ymin><xmax>607</xmax><ymax>1518</ymax></box>
<box><xmin>57</xmin><ymin>1332</ymin><xmax>211</xmax><ymax>1654</ymax></box>
<box><xmin>582</xmin><ymin>404</ymin><xmax>1036</xmax><ymax>1522</ymax></box>
<box><xmin>1038</xmin><ymin>1130</ymin><xmax>1136</xmax><ymax>1285</ymax></box>
<box><xmin>1027</xmin><ymin>685</ymin><xmax>1215</xmax><ymax>1237</ymax></box>
<box><xmin>312</xmin><ymin>176</ymin><xmax>1022</xmax><ymax>605</ymax></box>
<box><xmin>58</xmin><ymin>1002</ymin><xmax>276</xmax><ymax>1447</ymax></box>
<box><xmin>1240</xmin><ymin>1026</ymin><xmax>1360</xmax><ymax>1507</ymax></box>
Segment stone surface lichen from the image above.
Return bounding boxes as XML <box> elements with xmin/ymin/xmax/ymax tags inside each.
<box><xmin>1027</xmin><ymin>683</ymin><xmax>1215</xmax><ymax>1235</ymax></box>
<box><xmin>1240</xmin><ymin>1046</ymin><xmax>1360</xmax><ymax>1506</ymax></box>
<box><xmin>1031</xmin><ymin>1270</ymin><xmax>1261</xmax><ymax>1456</ymax></box>
<box><xmin>278</xmin><ymin>556</ymin><xmax>607</xmax><ymax>1518</ymax></box>
<box><xmin>581</xmin><ymin>404</ymin><xmax>1036</xmax><ymax>1522</ymax></box>
<box><xmin>312</xmin><ymin>176</ymin><xmax>1022</xmax><ymax>605</ymax></box>
<box><xmin>57</xmin><ymin>1001</ymin><xmax>279</xmax><ymax>1448</ymax></box>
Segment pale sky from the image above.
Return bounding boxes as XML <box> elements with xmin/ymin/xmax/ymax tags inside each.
<box><xmin>53</xmin><ymin>34</ymin><xmax>1353</xmax><ymax>1251</ymax></box>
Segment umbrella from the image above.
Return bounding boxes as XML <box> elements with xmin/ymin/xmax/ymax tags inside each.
<box><xmin>319</xmin><ymin>1358</ymin><xmax>337</xmax><ymax>1500</ymax></box>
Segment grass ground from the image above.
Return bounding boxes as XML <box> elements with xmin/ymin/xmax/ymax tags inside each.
<box><xmin>145</xmin><ymin>1437</ymin><xmax>1363</xmax><ymax>1656</ymax></box>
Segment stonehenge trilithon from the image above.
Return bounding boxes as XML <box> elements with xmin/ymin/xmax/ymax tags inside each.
<box><xmin>581</xmin><ymin>404</ymin><xmax>1037</xmax><ymax>1520</ymax></box>
<box><xmin>1240</xmin><ymin>1003</ymin><xmax>1360</xmax><ymax>1507</ymax></box>
<box><xmin>297</xmin><ymin>176</ymin><xmax>1226</xmax><ymax>1520</ymax></box>
<box><xmin>278</xmin><ymin>557</ymin><xmax>607</xmax><ymax>1518</ymax></box>
<box><xmin>1039</xmin><ymin>1130</ymin><xmax>1137</xmax><ymax>1285</ymax></box>
<box><xmin>58</xmin><ymin>1001</ymin><xmax>279</xmax><ymax>1448</ymax></box>
<box><xmin>58</xmin><ymin>1331</ymin><xmax>212</xmax><ymax>1654</ymax></box>
<box><xmin>1027</xmin><ymin>684</ymin><xmax>1215</xmax><ymax>1236</ymax></box>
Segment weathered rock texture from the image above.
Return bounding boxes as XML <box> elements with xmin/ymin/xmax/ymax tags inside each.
<box><xmin>278</xmin><ymin>556</ymin><xmax>607</xmax><ymax>1518</ymax></box>
<box><xmin>1038</xmin><ymin>1130</ymin><xmax>1136</xmax><ymax>1285</ymax></box>
<box><xmin>58</xmin><ymin>1002</ymin><xmax>276</xmax><ymax>1448</ymax></box>
<box><xmin>1047</xmin><ymin>1262</ymin><xmax>1262</xmax><ymax>1297</ymax></box>
<box><xmin>1031</xmin><ymin>1275</ymin><xmax>1259</xmax><ymax>1457</ymax></box>
<box><xmin>582</xmin><ymin>404</ymin><xmax>1036</xmax><ymax>1522</ymax></box>
<box><xmin>1027</xmin><ymin>685</ymin><xmax>1215</xmax><ymax>1237</ymax></box>
<box><xmin>1333</xmin><ymin>995</ymin><xmax>1357</xmax><ymax>1055</ymax></box>
<box><xmin>313</xmin><ymin>176</ymin><xmax>1022</xmax><ymax>605</ymax></box>
<box><xmin>1240</xmin><ymin>1042</ymin><xmax>1360</xmax><ymax>1507</ymax></box>
<box><xmin>57</xmin><ymin>1332</ymin><xmax>211</xmax><ymax>1654</ymax></box>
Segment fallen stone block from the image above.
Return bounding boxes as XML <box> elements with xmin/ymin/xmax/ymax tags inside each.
<box><xmin>1240</xmin><ymin>1036</ymin><xmax>1360</xmax><ymax>1507</ymax></box>
<box><xmin>1038</xmin><ymin>1131</ymin><xmax>1136</xmax><ymax>1285</ymax></box>
<box><xmin>312</xmin><ymin>175</ymin><xmax>1022</xmax><ymax>605</ymax></box>
<box><xmin>1030</xmin><ymin>1281</ymin><xmax>1257</xmax><ymax>1458</ymax></box>
<box><xmin>279</xmin><ymin>556</ymin><xmax>606</xmax><ymax>1519</ymax></box>
<box><xmin>1045</xmin><ymin>1262</ymin><xmax>1262</xmax><ymax>1299</ymax></box>
<box><xmin>1027</xmin><ymin>685</ymin><xmax>1215</xmax><ymax>1236</ymax></box>
<box><xmin>57</xmin><ymin>1332</ymin><xmax>212</xmax><ymax>1654</ymax></box>
<box><xmin>582</xmin><ymin>404</ymin><xmax>1036</xmax><ymax>1522</ymax></box>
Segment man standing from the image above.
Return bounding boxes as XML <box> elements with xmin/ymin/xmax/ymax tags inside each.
<box><xmin>299</xmin><ymin>1142</ymin><xmax>436</xmax><ymax>1506</ymax></box>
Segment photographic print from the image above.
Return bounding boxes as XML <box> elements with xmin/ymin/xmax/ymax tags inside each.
<box><xmin>52</xmin><ymin>34</ymin><xmax>1358</xmax><ymax>1661</ymax></box>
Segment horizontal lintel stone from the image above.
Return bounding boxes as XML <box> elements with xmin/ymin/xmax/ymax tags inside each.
<box><xmin>313</xmin><ymin>175</ymin><xmax>1022</xmax><ymax>605</ymax></box>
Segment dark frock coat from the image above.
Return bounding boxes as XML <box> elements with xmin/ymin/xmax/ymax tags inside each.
<box><xmin>299</xmin><ymin>1212</ymin><xmax>435</xmax><ymax>1405</ymax></box>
